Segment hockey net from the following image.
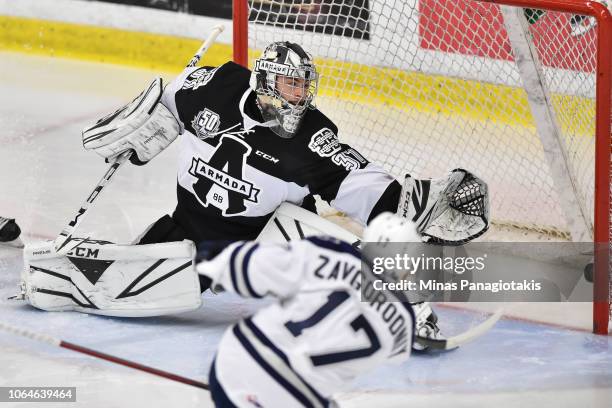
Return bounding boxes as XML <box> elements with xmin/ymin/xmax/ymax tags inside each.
<box><xmin>233</xmin><ymin>0</ymin><xmax>612</xmax><ymax>334</ymax></box>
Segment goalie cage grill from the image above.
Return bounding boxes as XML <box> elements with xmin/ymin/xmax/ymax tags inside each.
<box><xmin>233</xmin><ymin>0</ymin><xmax>612</xmax><ymax>334</ymax></box>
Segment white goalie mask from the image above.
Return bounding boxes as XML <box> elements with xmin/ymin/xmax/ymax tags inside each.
<box><xmin>249</xmin><ymin>42</ymin><xmax>318</xmax><ymax>138</ymax></box>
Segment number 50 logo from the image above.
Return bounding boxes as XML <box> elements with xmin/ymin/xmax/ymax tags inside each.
<box><xmin>192</xmin><ymin>108</ymin><xmax>221</xmax><ymax>140</ymax></box>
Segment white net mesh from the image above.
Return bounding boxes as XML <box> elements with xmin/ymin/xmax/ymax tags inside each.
<box><xmin>244</xmin><ymin>0</ymin><xmax>610</xmax><ymax>325</ymax></box>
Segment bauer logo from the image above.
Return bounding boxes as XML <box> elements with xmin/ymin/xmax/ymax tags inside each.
<box><xmin>255</xmin><ymin>60</ymin><xmax>290</xmax><ymax>75</ymax></box>
<box><xmin>308</xmin><ymin>128</ymin><xmax>341</xmax><ymax>157</ymax></box>
<box><xmin>192</xmin><ymin>108</ymin><xmax>221</xmax><ymax>140</ymax></box>
<box><xmin>183</xmin><ymin>67</ymin><xmax>219</xmax><ymax>90</ymax></box>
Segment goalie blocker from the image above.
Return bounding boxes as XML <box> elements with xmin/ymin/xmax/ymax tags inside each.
<box><xmin>19</xmin><ymin>239</ymin><xmax>201</xmax><ymax>317</ymax></box>
<box><xmin>82</xmin><ymin>77</ymin><xmax>180</xmax><ymax>165</ymax></box>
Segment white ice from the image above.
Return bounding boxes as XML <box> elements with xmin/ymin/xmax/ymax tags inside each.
<box><xmin>0</xmin><ymin>52</ymin><xmax>611</xmax><ymax>407</ymax></box>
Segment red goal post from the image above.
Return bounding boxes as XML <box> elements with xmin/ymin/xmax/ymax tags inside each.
<box><xmin>233</xmin><ymin>0</ymin><xmax>612</xmax><ymax>335</ymax></box>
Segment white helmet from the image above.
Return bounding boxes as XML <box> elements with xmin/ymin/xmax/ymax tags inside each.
<box><xmin>249</xmin><ymin>42</ymin><xmax>318</xmax><ymax>138</ymax></box>
<box><xmin>363</xmin><ymin>212</ymin><xmax>421</xmax><ymax>244</ymax></box>
<box><xmin>363</xmin><ymin>212</ymin><xmax>426</xmax><ymax>285</ymax></box>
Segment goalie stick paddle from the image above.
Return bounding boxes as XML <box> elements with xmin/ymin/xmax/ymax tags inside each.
<box><xmin>0</xmin><ymin>321</ymin><xmax>209</xmax><ymax>390</ymax></box>
<box><xmin>415</xmin><ymin>308</ymin><xmax>504</xmax><ymax>351</ymax></box>
<box><xmin>53</xmin><ymin>25</ymin><xmax>225</xmax><ymax>255</ymax></box>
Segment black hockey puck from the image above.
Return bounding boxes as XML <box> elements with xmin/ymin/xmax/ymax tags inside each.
<box><xmin>0</xmin><ymin>219</ymin><xmax>21</xmax><ymax>242</ymax></box>
<box><xmin>584</xmin><ymin>262</ymin><xmax>593</xmax><ymax>283</ymax></box>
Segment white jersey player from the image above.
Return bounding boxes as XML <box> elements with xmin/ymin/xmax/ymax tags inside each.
<box><xmin>196</xmin><ymin>213</ymin><xmax>418</xmax><ymax>408</ymax></box>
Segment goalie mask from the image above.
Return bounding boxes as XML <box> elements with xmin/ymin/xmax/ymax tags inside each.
<box><xmin>250</xmin><ymin>42</ymin><xmax>319</xmax><ymax>138</ymax></box>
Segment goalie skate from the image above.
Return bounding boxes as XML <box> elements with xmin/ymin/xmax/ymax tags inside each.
<box><xmin>412</xmin><ymin>302</ymin><xmax>445</xmax><ymax>352</ymax></box>
<box><xmin>0</xmin><ymin>217</ymin><xmax>23</xmax><ymax>248</ymax></box>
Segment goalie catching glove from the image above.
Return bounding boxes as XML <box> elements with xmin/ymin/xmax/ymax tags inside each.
<box><xmin>398</xmin><ymin>168</ymin><xmax>489</xmax><ymax>245</ymax></box>
<box><xmin>82</xmin><ymin>78</ymin><xmax>179</xmax><ymax>165</ymax></box>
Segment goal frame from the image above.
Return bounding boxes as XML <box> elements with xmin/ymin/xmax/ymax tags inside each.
<box><xmin>232</xmin><ymin>0</ymin><xmax>612</xmax><ymax>335</ymax></box>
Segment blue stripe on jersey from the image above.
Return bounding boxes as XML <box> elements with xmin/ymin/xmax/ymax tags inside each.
<box><xmin>244</xmin><ymin>318</ymin><xmax>329</xmax><ymax>407</ymax></box>
<box><xmin>306</xmin><ymin>236</ymin><xmax>361</xmax><ymax>259</ymax></box>
<box><xmin>244</xmin><ymin>318</ymin><xmax>291</xmax><ymax>365</ymax></box>
<box><xmin>229</xmin><ymin>242</ymin><xmax>248</xmax><ymax>294</ymax></box>
<box><xmin>208</xmin><ymin>360</ymin><xmax>238</xmax><ymax>408</ymax></box>
<box><xmin>241</xmin><ymin>243</ymin><xmax>262</xmax><ymax>298</ymax></box>
<box><xmin>232</xmin><ymin>324</ymin><xmax>327</xmax><ymax>408</ymax></box>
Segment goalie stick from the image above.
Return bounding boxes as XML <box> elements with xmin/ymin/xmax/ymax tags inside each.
<box><xmin>186</xmin><ymin>24</ymin><xmax>226</xmax><ymax>68</ymax></box>
<box><xmin>54</xmin><ymin>151</ymin><xmax>130</xmax><ymax>254</ymax></box>
<box><xmin>387</xmin><ymin>270</ymin><xmax>503</xmax><ymax>351</ymax></box>
<box><xmin>53</xmin><ymin>25</ymin><xmax>225</xmax><ymax>255</ymax></box>
<box><xmin>0</xmin><ymin>321</ymin><xmax>209</xmax><ymax>390</ymax></box>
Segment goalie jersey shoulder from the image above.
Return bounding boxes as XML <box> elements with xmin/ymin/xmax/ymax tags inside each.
<box><xmin>168</xmin><ymin>61</ymin><xmax>251</xmax><ymax>131</ymax></box>
<box><xmin>297</xmin><ymin>109</ymin><xmax>370</xmax><ymax>171</ymax></box>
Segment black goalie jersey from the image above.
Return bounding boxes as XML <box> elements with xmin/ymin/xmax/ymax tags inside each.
<box><xmin>160</xmin><ymin>62</ymin><xmax>401</xmax><ymax>242</ymax></box>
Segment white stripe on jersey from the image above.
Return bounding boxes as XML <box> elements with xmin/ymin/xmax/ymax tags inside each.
<box><xmin>330</xmin><ymin>163</ymin><xmax>396</xmax><ymax>225</ymax></box>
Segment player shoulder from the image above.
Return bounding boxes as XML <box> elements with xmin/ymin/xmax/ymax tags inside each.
<box><xmin>181</xmin><ymin>61</ymin><xmax>250</xmax><ymax>92</ymax></box>
<box><xmin>296</xmin><ymin>108</ymin><xmax>341</xmax><ymax>157</ymax></box>
<box><xmin>301</xmin><ymin>107</ymin><xmax>338</xmax><ymax>137</ymax></box>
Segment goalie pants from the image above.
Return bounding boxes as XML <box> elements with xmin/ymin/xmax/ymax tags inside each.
<box><xmin>137</xmin><ymin>214</ymin><xmax>212</xmax><ymax>291</ymax></box>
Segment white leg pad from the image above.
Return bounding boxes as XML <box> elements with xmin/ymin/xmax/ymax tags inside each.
<box><xmin>22</xmin><ymin>239</ymin><xmax>201</xmax><ymax>317</ymax></box>
<box><xmin>257</xmin><ymin>202</ymin><xmax>360</xmax><ymax>245</ymax></box>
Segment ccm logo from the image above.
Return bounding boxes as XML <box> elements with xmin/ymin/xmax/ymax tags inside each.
<box><xmin>256</xmin><ymin>150</ymin><xmax>279</xmax><ymax>164</ymax></box>
<box><xmin>67</xmin><ymin>247</ymin><xmax>100</xmax><ymax>258</ymax></box>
